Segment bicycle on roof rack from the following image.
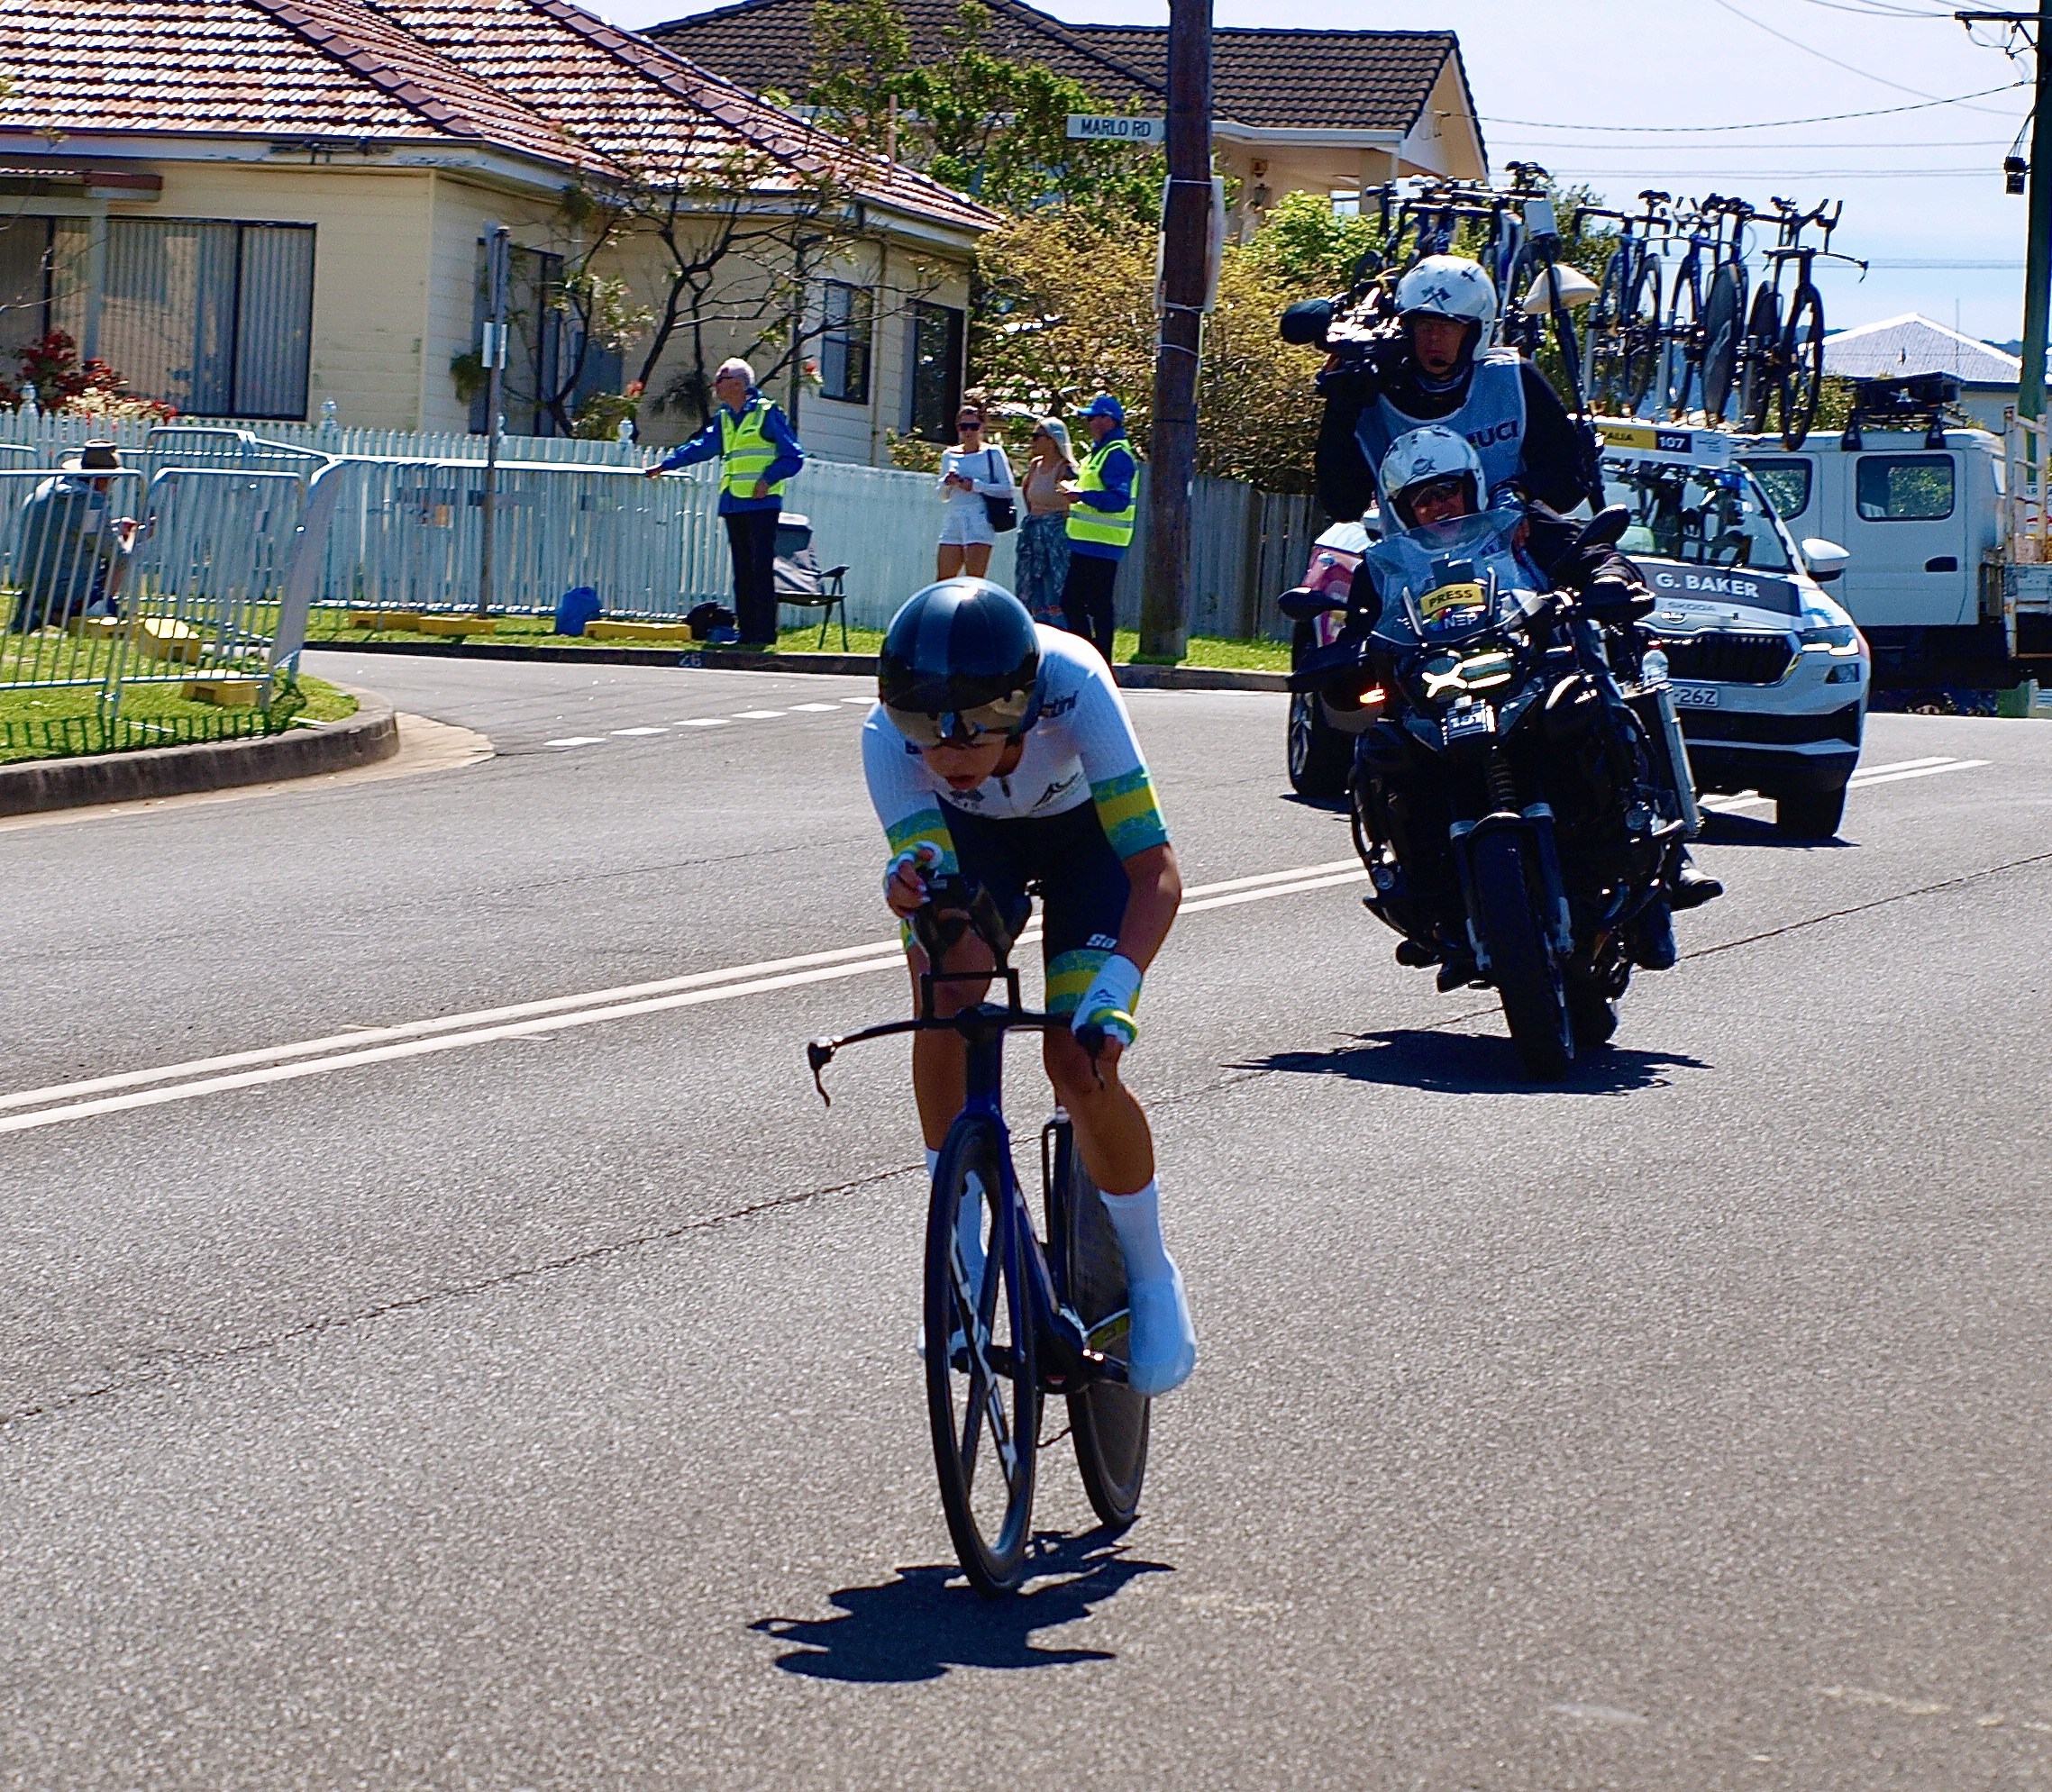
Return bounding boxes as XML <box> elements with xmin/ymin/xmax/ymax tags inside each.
<box><xmin>1655</xmin><ymin>193</ymin><xmax>1753</xmax><ymax>425</ymax></box>
<box><xmin>806</xmin><ymin>874</ymin><xmax>1149</xmax><ymax>1599</ymax></box>
<box><xmin>1575</xmin><ymin>189</ymin><xmax>1674</xmax><ymax>418</ymax></box>
<box><xmin>1735</xmin><ymin>197</ymin><xmax>1867</xmax><ymax>450</ymax></box>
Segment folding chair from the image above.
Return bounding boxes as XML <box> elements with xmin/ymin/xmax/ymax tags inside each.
<box><xmin>771</xmin><ymin>512</ymin><xmax>851</xmax><ymax>649</ymax></box>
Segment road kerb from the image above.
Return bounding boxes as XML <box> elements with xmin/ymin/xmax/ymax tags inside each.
<box><xmin>0</xmin><ymin>691</ymin><xmax>401</xmax><ymax>817</ymax></box>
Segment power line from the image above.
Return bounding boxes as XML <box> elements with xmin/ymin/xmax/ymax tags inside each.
<box><xmin>1786</xmin><ymin>0</ymin><xmax>1963</xmax><ymax>15</ymax></box>
<box><xmin>1479</xmin><ymin>84</ymin><xmax>2022</xmax><ymax>132</ymax></box>
<box><xmin>1704</xmin><ymin>0</ymin><xmax>2017</xmax><ymax>112</ymax></box>
<box><xmin>1548</xmin><ymin>166</ymin><xmax>2002</xmax><ymax>177</ymax></box>
<box><xmin>1493</xmin><ymin>137</ymin><xmax>2013</xmax><ymax>150</ymax></box>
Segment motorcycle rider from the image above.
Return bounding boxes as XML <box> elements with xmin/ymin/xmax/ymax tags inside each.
<box><xmin>1286</xmin><ymin>256</ymin><xmax>1720</xmax><ymax>913</ymax></box>
<box><xmin>1357</xmin><ymin>426</ymin><xmax>1706</xmax><ymax>983</ymax></box>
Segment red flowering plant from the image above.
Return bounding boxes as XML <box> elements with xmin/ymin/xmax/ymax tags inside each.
<box><xmin>0</xmin><ymin>332</ymin><xmax>178</xmax><ymax>420</ymax></box>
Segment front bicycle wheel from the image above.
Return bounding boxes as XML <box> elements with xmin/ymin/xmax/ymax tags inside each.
<box><xmin>926</xmin><ymin>1113</ymin><xmax>1040</xmax><ymax>1596</ymax></box>
<box><xmin>1778</xmin><ymin>286</ymin><xmax>1827</xmax><ymax>450</ymax></box>
<box><xmin>1663</xmin><ymin>259</ymin><xmax>1703</xmax><ymax>419</ymax></box>
<box><xmin>1739</xmin><ymin>286</ymin><xmax>1783</xmax><ymax>435</ymax></box>
<box><xmin>1047</xmin><ymin>1120</ymin><xmax>1150</xmax><ymax>1527</ymax></box>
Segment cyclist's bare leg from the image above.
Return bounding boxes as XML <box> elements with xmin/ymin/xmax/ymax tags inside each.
<box><xmin>962</xmin><ymin>541</ymin><xmax>993</xmax><ymax>578</ymax></box>
<box><xmin>936</xmin><ymin>543</ymin><xmax>968</xmax><ymax>580</ymax></box>
<box><xmin>1044</xmin><ymin>1030</ymin><xmax>1154</xmax><ymax>1196</ymax></box>
<box><xmin>907</xmin><ymin>932</ymin><xmax>995</xmax><ymax>1149</ymax></box>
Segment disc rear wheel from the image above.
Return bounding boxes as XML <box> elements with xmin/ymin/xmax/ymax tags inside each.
<box><xmin>1050</xmin><ymin>1123</ymin><xmax>1150</xmax><ymax>1527</ymax></box>
<box><xmin>926</xmin><ymin>1114</ymin><xmax>1040</xmax><ymax>1596</ymax></box>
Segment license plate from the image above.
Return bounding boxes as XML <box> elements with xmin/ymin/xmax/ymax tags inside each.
<box><xmin>1669</xmin><ymin>683</ymin><xmax>1720</xmax><ymax>708</ymax></box>
<box><xmin>1445</xmin><ymin>705</ymin><xmax>1493</xmax><ymax>740</ymax></box>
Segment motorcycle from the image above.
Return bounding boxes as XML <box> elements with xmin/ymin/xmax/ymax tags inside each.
<box><xmin>1284</xmin><ymin>504</ymin><xmax>1697</xmax><ymax>1078</ymax></box>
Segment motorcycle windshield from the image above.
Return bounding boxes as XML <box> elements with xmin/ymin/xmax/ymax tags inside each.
<box><xmin>1363</xmin><ymin>508</ymin><xmax>1546</xmax><ymax>646</ymax></box>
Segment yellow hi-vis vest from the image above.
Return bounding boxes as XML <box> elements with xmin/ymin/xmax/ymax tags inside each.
<box><xmin>1066</xmin><ymin>438</ymin><xmax>1136</xmax><ymax>550</ymax></box>
<box><xmin>718</xmin><ymin>398</ymin><xmax>788</xmax><ymax>502</ymax></box>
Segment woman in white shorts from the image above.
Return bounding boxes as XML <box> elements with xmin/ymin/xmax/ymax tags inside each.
<box><xmin>935</xmin><ymin>400</ymin><xmax>1016</xmax><ymax>578</ymax></box>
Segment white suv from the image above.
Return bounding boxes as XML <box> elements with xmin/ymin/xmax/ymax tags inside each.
<box><xmin>1599</xmin><ymin>421</ymin><xmax>1870</xmax><ymax>837</ymax></box>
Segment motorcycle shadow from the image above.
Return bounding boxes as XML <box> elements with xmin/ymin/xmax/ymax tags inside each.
<box><xmin>1697</xmin><ymin>811</ymin><xmax>1855</xmax><ymax>850</ymax></box>
<box><xmin>1237</xmin><ymin>1027</ymin><xmax>1710</xmax><ymax>1096</ymax></box>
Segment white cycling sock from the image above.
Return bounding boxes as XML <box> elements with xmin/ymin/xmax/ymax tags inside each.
<box><xmin>1099</xmin><ymin>1179</ymin><xmax>1172</xmax><ymax>1283</ymax></box>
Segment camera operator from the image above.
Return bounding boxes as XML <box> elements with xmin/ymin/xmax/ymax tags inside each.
<box><xmin>1283</xmin><ymin>254</ymin><xmax>1592</xmax><ymax>524</ymax></box>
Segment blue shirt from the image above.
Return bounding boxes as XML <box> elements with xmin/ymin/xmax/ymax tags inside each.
<box><xmin>1070</xmin><ymin>427</ymin><xmax>1135</xmax><ymax>560</ymax></box>
<box><xmin>655</xmin><ymin>391</ymin><xmax>805</xmax><ymax>514</ymax></box>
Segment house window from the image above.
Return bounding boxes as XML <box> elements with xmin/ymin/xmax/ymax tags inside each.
<box><xmin>906</xmin><ymin>301</ymin><xmax>963</xmax><ymax>442</ymax></box>
<box><xmin>1856</xmin><ymin>454</ymin><xmax>1954</xmax><ymax>522</ymax></box>
<box><xmin>2</xmin><ymin>217</ymin><xmax>315</xmax><ymax>419</ymax></box>
<box><xmin>470</xmin><ymin>242</ymin><xmax>570</xmax><ymax>438</ymax></box>
<box><xmin>818</xmin><ymin>280</ymin><xmax>871</xmax><ymax>405</ymax></box>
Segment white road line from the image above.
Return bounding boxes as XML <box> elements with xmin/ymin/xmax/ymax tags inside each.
<box><xmin>733</xmin><ymin>709</ymin><xmax>786</xmax><ymax>719</ymax></box>
<box><xmin>0</xmin><ymin>859</ymin><xmax>1382</xmax><ymax>1133</ymax></box>
<box><xmin>789</xmin><ymin>703</ymin><xmax>841</xmax><ymax>713</ymax></box>
<box><xmin>677</xmin><ymin>718</ymin><xmax>729</xmax><ymax>727</ymax></box>
<box><xmin>611</xmin><ymin>726</ymin><xmax>668</xmax><ymax>736</ymax></box>
<box><xmin>543</xmin><ymin>736</ymin><xmax>605</xmax><ymax>748</ymax></box>
<box><xmin>1849</xmin><ymin>758</ymin><xmax>1990</xmax><ymax>789</ymax></box>
<box><xmin>1703</xmin><ymin>755</ymin><xmax>1986</xmax><ymax>814</ymax></box>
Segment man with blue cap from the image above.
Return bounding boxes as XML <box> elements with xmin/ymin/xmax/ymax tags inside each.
<box><xmin>1057</xmin><ymin>393</ymin><xmax>1137</xmax><ymax>664</ymax></box>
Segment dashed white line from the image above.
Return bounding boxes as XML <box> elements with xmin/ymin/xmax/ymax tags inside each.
<box><xmin>543</xmin><ymin>736</ymin><xmax>606</xmax><ymax>748</ymax></box>
<box><xmin>1702</xmin><ymin>754</ymin><xmax>1988</xmax><ymax>814</ymax></box>
<box><xmin>789</xmin><ymin>703</ymin><xmax>842</xmax><ymax>713</ymax></box>
<box><xmin>733</xmin><ymin>709</ymin><xmax>786</xmax><ymax>719</ymax></box>
<box><xmin>611</xmin><ymin>726</ymin><xmax>667</xmax><ymax>736</ymax></box>
<box><xmin>676</xmin><ymin>718</ymin><xmax>729</xmax><ymax>727</ymax></box>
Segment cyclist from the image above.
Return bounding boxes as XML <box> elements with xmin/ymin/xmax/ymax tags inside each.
<box><xmin>1366</xmin><ymin>426</ymin><xmax>1719</xmax><ymax>964</ymax></box>
<box><xmin>863</xmin><ymin>578</ymin><xmax>1197</xmax><ymax>1397</ymax></box>
<box><xmin>1299</xmin><ymin>254</ymin><xmax>1594</xmax><ymax>530</ymax></box>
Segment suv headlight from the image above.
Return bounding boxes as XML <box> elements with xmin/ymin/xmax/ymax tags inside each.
<box><xmin>1799</xmin><ymin>617</ymin><xmax>1861</xmax><ymax>655</ymax></box>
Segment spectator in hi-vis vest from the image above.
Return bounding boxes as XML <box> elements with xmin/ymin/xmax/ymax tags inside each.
<box><xmin>644</xmin><ymin>358</ymin><xmax>804</xmax><ymax>648</ymax></box>
<box><xmin>1057</xmin><ymin>392</ymin><xmax>1136</xmax><ymax>666</ymax></box>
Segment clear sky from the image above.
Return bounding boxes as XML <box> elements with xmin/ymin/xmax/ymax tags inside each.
<box><xmin>597</xmin><ymin>0</ymin><xmax>2037</xmax><ymax>342</ymax></box>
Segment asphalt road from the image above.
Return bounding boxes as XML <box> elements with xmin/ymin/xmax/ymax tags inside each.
<box><xmin>2</xmin><ymin>650</ymin><xmax>2047</xmax><ymax>1790</ymax></box>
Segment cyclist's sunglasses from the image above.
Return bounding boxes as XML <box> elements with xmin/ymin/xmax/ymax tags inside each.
<box><xmin>886</xmin><ymin>690</ymin><xmax>1032</xmax><ymax>748</ymax></box>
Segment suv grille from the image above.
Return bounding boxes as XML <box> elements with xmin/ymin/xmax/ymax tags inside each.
<box><xmin>1653</xmin><ymin>631</ymin><xmax>1797</xmax><ymax>685</ymax></box>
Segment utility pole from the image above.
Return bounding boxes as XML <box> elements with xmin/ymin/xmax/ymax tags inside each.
<box><xmin>1141</xmin><ymin>0</ymin><xmax>1211</xmax><ymax>662</ymax></box>
<box><xmin>477</xmin><ymin>223</ymin><xmax>511</xmax><ymax>619</ymax></box>
<box><xmin>1962</xmin><ymin>5</ymin><xmax>2052</xmax><ymax>419</ymax></box>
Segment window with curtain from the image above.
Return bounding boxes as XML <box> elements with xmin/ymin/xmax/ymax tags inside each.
<box><xmin>818</xmin><ymin>280</ymin><xmax>872</xmax><ymax>405</ymax></box>
<box><xmin>60</xmin><ymin>219</ymin><xmax>316</xmax><ymax>420</ymax></box>
<box><xmin>470</xmin><ymin>242</ymin><xmax>574</xmax><ymax>437</ymax></box>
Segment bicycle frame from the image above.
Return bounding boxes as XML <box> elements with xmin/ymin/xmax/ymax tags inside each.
<box><xmin>806</xmin><ymin>891</ymin><xmax>1126</xmax><ymax>1393</ymax></box>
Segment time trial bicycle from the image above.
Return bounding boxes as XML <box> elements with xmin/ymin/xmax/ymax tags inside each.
<box><xmin>807</xmin><ymin>875</ymin><xmax>1149</xmax><ymax>1597</ymax></box>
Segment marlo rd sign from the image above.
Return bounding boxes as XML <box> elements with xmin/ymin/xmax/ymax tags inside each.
<box><xmin>1065</xmin><ymin>114</ymin><xmax>1166</xmax><ymax>145</ymax></box>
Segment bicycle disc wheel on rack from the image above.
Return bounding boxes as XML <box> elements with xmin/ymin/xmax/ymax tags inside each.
<box><xmin>1740</xmin><ymin>286</ymin><xmax>1782</xmax><ymax>435</ymax></box>
<box><xmin>1778</xmin><ymin>287</ymin><xmax>1827</xmax><ymax>450</ymax></box>
<box><xmin>926</xmin><ymin>1113</ymin><xmax>1040</xmax><ymax>1596</ymax></box>
<box><xmin>1617</xmin><ymin>255</ymin><xmax>1662</xmax><ymax>415</ymax></box>
<box><xmin>1046</xmin><ymin>1118</ymin><xmax>1150</xmax><ymax>1527</ymax></box>
<box><xmin>1700</xmin><ymin>260</ymin><xmax>1746</xmax><ymax>423</ymax></box>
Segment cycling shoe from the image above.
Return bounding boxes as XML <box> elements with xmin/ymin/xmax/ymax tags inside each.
<box><xmin>1124</xmin><ymin>1260</ymin><xmax>1198</xmax><ymax>1396</ymax></box>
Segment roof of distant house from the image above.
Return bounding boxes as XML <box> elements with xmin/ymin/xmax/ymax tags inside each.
<box><xmin>1824</xmin><ymin>312</ymin><xmax>2026</xmax><ymax>387</ymax></box>
<box><xmin>649</xmin><ymin>0</ymin><xmax>1474</xmax><ymax>139</ymax></box>
<box><xmin>0</xmin><ymin>0</ymin><xmax>999</xmax><ymax>231</ymax></box>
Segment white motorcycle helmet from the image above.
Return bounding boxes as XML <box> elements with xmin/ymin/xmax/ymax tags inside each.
<box><xmin>1380</xmin><ymin>425</ymin><xmax>1484</xmax><ymax>529</ymax></box>
<box><xmin>1395</xmin><ymin>254</ymin><xmax>1498</xmax><ymax>353</ymax></box>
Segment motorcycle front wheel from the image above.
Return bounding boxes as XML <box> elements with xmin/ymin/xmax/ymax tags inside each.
<box><xmin>1472</xmin><ymin>832</ymin><xmax>1575</xmax><ymax>1079</ymax></box>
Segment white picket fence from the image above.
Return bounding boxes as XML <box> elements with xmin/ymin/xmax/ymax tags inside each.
<box><xmin>0</xmin><ymin>410</ymin><xmax>1313</xmax><ymax>638</ymax></box>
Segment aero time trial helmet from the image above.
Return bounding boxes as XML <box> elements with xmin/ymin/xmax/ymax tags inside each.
<box><xmin>879</xmin><ymin>578</ymin><xmax>1041</xmax><ymax>747</ymax></box>
<box><xmin>1379</xmin><ymin>425</ymin><xmax>1485</xmax><ymax>529</ymax></box>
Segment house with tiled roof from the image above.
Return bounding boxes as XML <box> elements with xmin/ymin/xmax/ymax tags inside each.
<box><xmin>649</xmin><ymin>0</ymin><xmax>1487</xmax><ymax>234</ymax></box>
<box><xmin>0</xmin><ymin>0</ymin><xmax>1001</xmax><ymax>455</ymax></box>
<box><xmin>1824</xmin><ymin>313</ymin><xmax>2029</xmax><ymax>434</ymax></box>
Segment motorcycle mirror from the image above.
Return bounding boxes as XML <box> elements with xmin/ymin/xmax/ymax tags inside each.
<box><xmin>1573</xmin><ymin>505</ymin><xmax>1631</xmax><ymax>552</ymax></box>
<box><xmin>1279</xmin><ymin>586</ymin><xmax>1345</xmax><ymax>621</ymax></box>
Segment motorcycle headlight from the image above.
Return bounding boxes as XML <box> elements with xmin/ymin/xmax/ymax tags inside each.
<box><xmin>1418</xmin><ymin>649</ymin><xmax>1515</xmax><ymax>703</ymax></box>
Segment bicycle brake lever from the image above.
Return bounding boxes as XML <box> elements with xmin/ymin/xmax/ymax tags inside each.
<box><xmin>807</xmin><ymin>1038</ymin><xmax>835</xmax><ymax>1105</ymax></box>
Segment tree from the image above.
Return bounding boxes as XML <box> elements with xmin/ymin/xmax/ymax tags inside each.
<box><xmin>808</xmin><ymin>0</ymin><xmax>1160</xmax><ymax>223</ymax></box>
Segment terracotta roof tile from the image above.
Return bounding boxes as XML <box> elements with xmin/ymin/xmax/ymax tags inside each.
<box><xmin>0</xmin><ymin>0</ymin><xmax>997</xmax><ymax>232</ymax></box>
<box><xmin>650</xmin><ymin>0</ymin><xmax>1464</xmax><ymax>133</ymax></box>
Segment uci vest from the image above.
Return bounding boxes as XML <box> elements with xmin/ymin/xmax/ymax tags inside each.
<box><xmin>718</xmin><ymin>398</ymin><xmax>788</xmax><ymax>502</ymax></box>
<box><xmin>1066</xmin><ymin>439</ymin><xmax>1137</xmax><ymax>551</ymax></box>
<box><xmin>1355</xmin><ymin>349</ymin><xmax>1529</xmax><ymax>505</ymax></box>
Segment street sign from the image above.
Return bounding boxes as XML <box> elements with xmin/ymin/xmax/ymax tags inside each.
<box><xmin>1065</xmin><ymin>114</ymin><xmax>1166</xmax><ymax>145</ymax></box>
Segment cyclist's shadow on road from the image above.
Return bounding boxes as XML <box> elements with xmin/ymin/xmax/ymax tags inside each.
<box><xmin>1237</xmin><ymin>1028</ymin><xmax>1710</xmax><ymax>1096</ymax></box>
<box><xmin>750</xmin><ymin>1531</ymin><xmax>1172</xmax><ymax>1682</ymax></box>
